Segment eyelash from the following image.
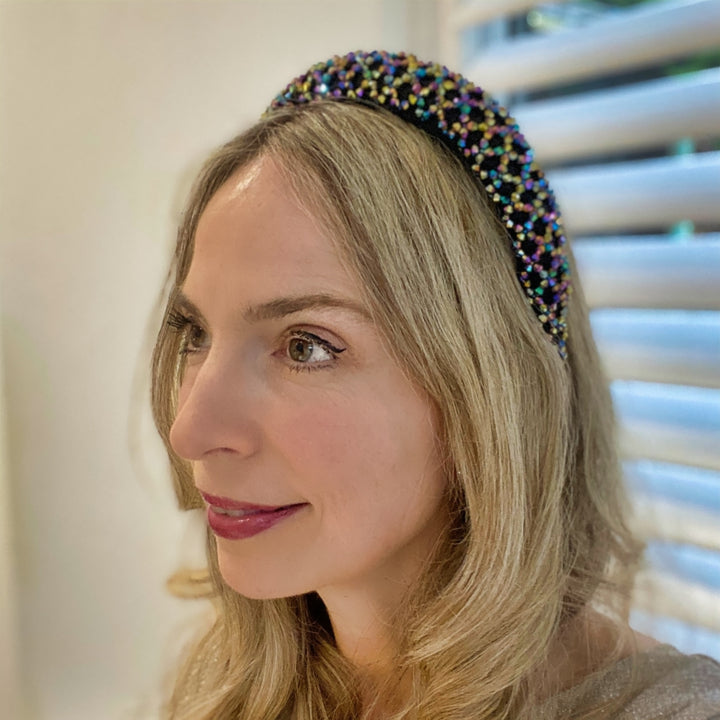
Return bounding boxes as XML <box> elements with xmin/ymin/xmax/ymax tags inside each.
<box><xmin>167</xmin><ymin>311</ymin><xmax>207</xmax><ymax>356</ymax></box>
<box><xmin>165</xmin><ymin>310</ymin><xmax>346</xmax><ymax>373</ymax></box>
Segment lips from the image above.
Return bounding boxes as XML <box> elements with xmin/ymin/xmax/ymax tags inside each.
<box><xmin>200</xmin><ymin>491</ymin><xmax>307</xmax><ymax>540</ymax></box>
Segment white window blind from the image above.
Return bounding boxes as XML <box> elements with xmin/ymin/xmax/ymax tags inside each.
<box><xmin>438</xmin><ymin>0</ymin><xmax>720</xmax><ymax>659</ymax></box>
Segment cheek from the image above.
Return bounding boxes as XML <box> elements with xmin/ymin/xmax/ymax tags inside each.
<box><xmin>271</xmin><ymin>387</ymin><xmax>443</xmax><ymax>514</ymax></box>
<box><xmin>276</xmin><ymin>394</ymin><xmax>383</xmax><ymax>478</ymax></box>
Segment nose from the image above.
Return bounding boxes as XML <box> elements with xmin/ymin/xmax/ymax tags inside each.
<box><xmin>169</xmin><ymin>351</ymin><xmax>262</xmax><ymax>461</ymax></box>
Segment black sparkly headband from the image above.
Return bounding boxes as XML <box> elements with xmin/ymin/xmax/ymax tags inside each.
<box><xmin>267</xmin><ymin>50</ymin><xmax>570</xmax><ymax>358</ymax></box>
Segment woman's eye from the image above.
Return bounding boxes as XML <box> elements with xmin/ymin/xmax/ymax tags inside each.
<box><xmin>166</xmin><ymin>310</ymin><xmax>209</xmax><ymax>356</ymax></box>
<box><xmin>285</xmin><ymin>331</ymin><xmax>345</xmax><ymax>371</ymax></box>
<box><xmin>184</xmin><ymin>324</ymin><xmax>208</xmax><ymax>354</ymax></box>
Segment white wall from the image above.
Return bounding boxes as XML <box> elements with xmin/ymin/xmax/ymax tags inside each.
<box><xmin>0</xmin><ymin>317</ymin><xmax>22</xmax><ymax>720</ymax></box>
<box><xmin>0</xmin><ymin>2</ymin><xmax>436</xmax><ymax>718</ymax></box>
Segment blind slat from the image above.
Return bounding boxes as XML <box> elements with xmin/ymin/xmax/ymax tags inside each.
<box><xmin>513</xmin><ymin>69</ymin><xmax>720</xmax><ymax>163</ymax></box>
<box><xmin>633</xmin><ymin>570</ymin><xmax>720</xmax><ymax>631</ymax></box>
<box><xmin>548</xmin><ymin>152</ymin><xmax>720</xmax><ymax>233</ymax></box>
<box><xmin>591</xmin><ymin>310</ymin><xmax>720</xmax><ymax>387</ymax></box>
<box><xmin>630</xmin><ymin>610</ymin><xmax>720</xmax><ymax>657</ymax></box>
<box><xmin>574</xmin><ymin>236</ymin><xmax>720</xmax><ymax>310</ymax></box>
<box><xmin>630</xmin><ymin>496</ymin><xmax>720</xmax><ymax>551</ymax></box>
<box><xmin>449</xmin><ymin>0</ymin><xmax>574</xmax><ymax>28</ymax></box>
<box><xmin>618</xmin><ymin>426</ymin><xmax>719</xmax><ymax>471</ymax></box>
<box><xmin>467</xmin><ymin>0</ymin><xmax>720</xmax><ymax>93</ymax></box>
<box><xmin>646</xmin><ymin>542</ymin><xmax>720</xmax><ymax>589</ymax></box>
<box><xmin>613</xmin><ymin>383</ymin><xmax>720</xmax><ymax>471</ymax></box>
<box><xmin>624</xmin><ymin>460</ymin><xmax>720</xmax><ymax>512</ymax></box>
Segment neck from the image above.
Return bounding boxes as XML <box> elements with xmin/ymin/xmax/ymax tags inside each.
<box><xmin>315</xmin><ymin>505</ymin><xmax>450</xmax><ymax>708</ymax></box>
<box><xmin>320</xmin><ymin>599</ymin><xmax>651</xmax><ymax>711</ymax></box>
<box><xmin>320</xmin><ymin>581</ymin><xmax>402</xmax><ymax>683</ymax></box>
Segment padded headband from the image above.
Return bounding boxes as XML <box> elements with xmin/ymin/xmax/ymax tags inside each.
<box><xmin>268</xmin><ymin>50</ymin><xmax>570</xmax><ymax>358</ymax></box>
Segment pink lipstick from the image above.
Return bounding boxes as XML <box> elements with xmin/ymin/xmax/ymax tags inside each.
<box><xmin>200</xmin><ymin>492</ymin><xmax>306</xmax><ymax>540</ymax></box>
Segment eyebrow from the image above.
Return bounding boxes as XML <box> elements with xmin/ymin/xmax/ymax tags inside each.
<box><xmin>174</xmin><ymin>291</ymin><xmax>373</xmax><ymax>325</ymax></box>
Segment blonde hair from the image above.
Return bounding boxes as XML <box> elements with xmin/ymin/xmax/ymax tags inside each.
<box><xmin>151</xmin><ymin>102</ymin><xmax>641</xmax><ymax>719</ymax></box>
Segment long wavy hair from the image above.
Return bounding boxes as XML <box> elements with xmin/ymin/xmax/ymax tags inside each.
<box><xmin>151</xmin><ymin>101</ymin><xmax>641</xmax><ymax>719</ymax></box>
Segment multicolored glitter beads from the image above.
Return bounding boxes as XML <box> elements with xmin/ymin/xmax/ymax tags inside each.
<box><xmin>268</xmin><ymin>50</ymin><xmax>570</xmax><ymax>358</ymax></box>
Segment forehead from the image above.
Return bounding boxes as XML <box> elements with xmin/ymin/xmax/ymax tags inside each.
<box><xmin>185</xmin><ymin>157</ymin><xmax>360</xmax><ymax>306</ymax></box>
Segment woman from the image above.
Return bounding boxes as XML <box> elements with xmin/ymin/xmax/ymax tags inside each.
<box><xmin>151</xmin><ymin>51</ymin><xmax>720</xmax><ymax>719</ymax></box>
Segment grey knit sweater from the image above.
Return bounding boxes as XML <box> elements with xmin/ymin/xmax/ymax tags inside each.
<box><xmin>549</xmin><ymin>645</ymin><xmax>720</xmax><ymax>719</ymax></box>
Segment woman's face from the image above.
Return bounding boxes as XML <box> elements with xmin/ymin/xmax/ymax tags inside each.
<box><xmin>169</xmin><ymin>156</ymin><xmax>449</xmax><ymax>601</ymax></box>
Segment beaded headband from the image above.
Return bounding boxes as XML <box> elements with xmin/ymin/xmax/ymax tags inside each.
<box><xmin>267</xmin><ymin>50</ymin><xmax>570</xmax><ymax>358</ymax></box>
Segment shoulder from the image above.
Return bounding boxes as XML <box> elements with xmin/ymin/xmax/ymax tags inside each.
<box><xmin>554</xmin><ymin>645</ymin><xmax>720</xmax><ymax>719</ymax></box>
<box><xmin>623</xmin><ymin>645</ymin><xmax>720</xmax><ymax>719</ymax></box>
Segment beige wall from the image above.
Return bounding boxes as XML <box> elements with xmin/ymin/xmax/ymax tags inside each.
<box><xmin>0</xmin><ymin>2</ymin><xmax>436</xmax><ymax>718</ymax></box>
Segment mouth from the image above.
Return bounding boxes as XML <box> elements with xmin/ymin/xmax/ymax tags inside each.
<box><xmin>199</xmin><ymin>491</ymin><xmax>308</xmax><ymax>540</ymax></box>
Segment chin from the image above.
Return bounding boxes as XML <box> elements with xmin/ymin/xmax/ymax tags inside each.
<box><xmin>216</xmin><ymin>549</ymin><xmax>312</xmax><ymax>600</ymax></box>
